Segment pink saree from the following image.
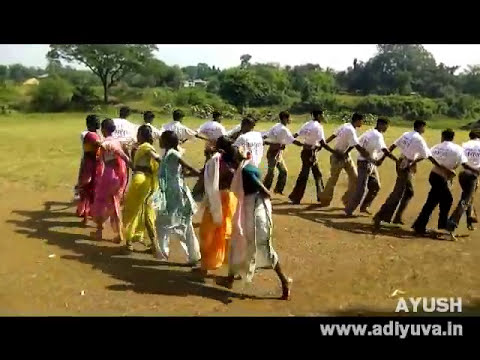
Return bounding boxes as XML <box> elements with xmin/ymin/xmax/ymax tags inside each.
<box><xmin>91</xmin><ymin>136</ymin><xmax>128</xmax><ymax>233</ymax></box>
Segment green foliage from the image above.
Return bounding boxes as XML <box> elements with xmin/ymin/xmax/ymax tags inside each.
<box><xmin>31</xmin><ymin>77</ymin><xmax>73</xmax><ymax>112</ymax></box>
<box><xmin>47</xmin><ymin>44</ymin><xmax>157</xmax><ymax>103</ymax></box>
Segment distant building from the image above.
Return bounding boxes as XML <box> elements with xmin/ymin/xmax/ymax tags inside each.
<box><xmin>183</xmin><ymin>79</ymin><xmax>208</xmax><ymax>88</ymax></box>
<box><xmin>23</xmin><ymin>78</ymin><xmax>40</xmax><ymax>86</ymax></box>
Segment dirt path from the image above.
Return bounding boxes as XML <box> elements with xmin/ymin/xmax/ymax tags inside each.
<box><xmin>1</xmin><ymin>181</ymin><xmax>479</xmax><ymax>316</ymax></box>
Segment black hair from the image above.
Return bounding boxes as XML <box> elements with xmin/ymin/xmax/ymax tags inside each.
<box><xmin>86</xmin><ymin>114</ymin><xmax>100</xmax><ymax>130</ymax></box>
<box><xmin>279</xmin><ymin>110</ymin><xmax>290</xmax><ymax>121</ymax></box>
<box><xmin>414</xmin><ymin>120</ymin><xmax>427</xmax><ymax>130</ymax></box>
<box><xmin>352</xmin><ymin>113</ymin><xmax>364</xmax><ymax>122</ymax></box>
<box><xmin>216</xmin><ymin>136</ymin><xmax>235</xmax><ymax>163</ymax></box>
<box><xmin>119</xmin><ymin>106</ymin><xmax>131</xmax><ymax>118</ymax></box>
<box><xmin>143</xmin><ymin>111</ymin><xmax>155</xmax><ymax>123</ymax></box>
<box><xmin>377</xmin><ymin>118</ymin><xmax>389</xmax><ymax>126</ymax></box>
<box><xmin>311</xmin><ymin>109</ymin><xmax>323</xmax><ymax>119</ymax></box>
<box><xmin>469</xmin><ymin>130</ymin><xmax>480</xmax><ymax>140</ymax></box>
<box><xmin>241</xmin><ymin>116</ymin><xmax>256</xmax><ymax>128</ymax></box>
<box><xmin>101</xmin><ymin>118</ymin><xmax>116</xmax><ymax>135</ymax></box>
<box><xmin>137</xmin><ymin>124</ymin><xmax>154</xmax><ymax>144</ymax></box>
<box><xmin>213</xmin><ymin>111</ymin><xmax>222</xmax><ymax>120</ymax></box>
<box><xmin>173</xmin><ymin>109</ymin><xmax>185</xmax><ymax>121</ymax></box>
<box><xmin>442</xmin><ymin>128</ymin><xmax>455</xmax><ymax>141</ymax></box>
<box><xmin>160</xmin><ymin>130</ymin><xmax>179</xmax><ymax>151</ymax></box>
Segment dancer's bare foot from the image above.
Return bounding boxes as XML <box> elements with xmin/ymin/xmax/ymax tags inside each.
<box><xmin>281</xmin><ymin>278</ymin><xmax>293</xmax><ymax>300</ymax></box>
<box><xmin>81</xmin><ymin>218</ymin><xmax>88</xmax><ymax>227</ymax></box>
<box><xmin>90</xmin><ymin>229</ymin><xmax>102</xmax><ymax>241</ymax></box>
<box><xmin>360</xmin><ymin>208</ymin><xmax>372</xmax><ymax>215</ymax></box>
<box><xmin>112</xmin><ymin>236</ymin><xmax>122</xmax><ymax>244</ymax></box>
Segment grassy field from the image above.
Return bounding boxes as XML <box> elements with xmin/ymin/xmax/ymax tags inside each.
<box><xmin>0</xmin><ymin>111</ymin><xmax>473</xmax><ymax>193</ymax></box>
<box><xmin>0</xmin><ymin>112</ymin><xmax>479</xmax><ymax>315</ymax></box>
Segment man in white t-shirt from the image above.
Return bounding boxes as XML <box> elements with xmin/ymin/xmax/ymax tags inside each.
<box><xmin>345</xmin><ymin>118</ymin><xmax>398</xmax><ymax>216</ymax></box>
<box><xmin>373</xmin><ymin>120</ymin><xmax>453</xmax><ymax>230</ymax></box>
<box><xmin>233</xmin><ymin>117</ymin><xmax>264</xmax><ymax>167</ymax></box>
<box><xmin>318</xmin><ymin>113</ymin><xmax>371</xmax><ymax>207</ymax></box>
<box><xmin>447</xmin><ymin>130</ymin><xmax>480</xmax><ymax>235</ymax></box>
<box><xmin>412</xmin><ymin>129</ymin><xmax>479</xmax><ymax>236</ymax></box>
<box><xmin>111</xmin><ymin>106</ymin><xmax>138</xmax><ymax>148</ymax></box>
<box><xmin>162</xmin><ymin>109</ymin><xmax>199</xmax><ymax>144</ymax></box>
<box><xmin>288</xmin><ymin>109</ymin><xmax>339</xmax><ymax>204</ymax></box>
<box><xmin>262</xmin><ymin>111</ymin><xmax>303</xmax><ymax>195</ymax></box>
<box><xmin>192</xmin><ymin>111</ymin><xmax>227</xmax><ymax>201</ymax></box>
<box><xmin>143</xmin><ymin>110</ymin><xmax>163</xmax><ymax>142</ymax></box>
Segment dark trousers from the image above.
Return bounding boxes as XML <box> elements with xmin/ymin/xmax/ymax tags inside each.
<box><xmin>345</xmin><ymin>160</ymin><xmax>380</xmax><ymax>214</ymax></box>
<box><xmin>447</xmin><ymin>171</ymin><xmax>478</xmax><ymax>231</ymax></box>
<box><xmin>374</xmin><ymin>162</ymin><xmax>414</xmax><ymax>223</ymax></box>
<box><xmin>412</xmin><ymin>171</ymin><xmax>453</xmax><ymax>232</ymax></box>
<box><xmin>289</xmin><ymin>147</ymin><xmax>323</xmax><ymax>203</ymax></box>
<box><xmin>263</xmin><ymin>145</ymin><xmax>288</xmax><ymax>194</ymax></box>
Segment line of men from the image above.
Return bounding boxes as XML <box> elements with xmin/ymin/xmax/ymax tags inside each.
<box><xmin>103</xmin><ymin>106</ymin><xmax>480</xmax><ymax>241</ymax></box>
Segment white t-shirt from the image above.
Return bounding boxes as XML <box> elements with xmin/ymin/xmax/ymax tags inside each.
<box><xmin>296</xmin><ymin>120</ymin><xmax>325</xmax><ymax>146</ymax></box>
<box><xmin>462</xmin><ymin>139</ymin><xmax>480</xmax><ymax>171</ymax></box>
<box><xmin>430</xmin><ymin>141</ymin><xmax>467</xmax><ymax>171</ymax></box>
<box><xmin>358</xmin><ymin>129</ymin><xmax>387</xmax><ymax>161</ymax></box>
<box><xmin>197</xmin><ymin>120</ymin><xmax>226</xmax><ymax>141</ymax></box>
<box><xmin>394</xmin><ymin>131</ymin><xmax>432</xmax><ymax>161</ymax></box>
<box><xmin>162</xmin><ymin>121</ymin><xmax>197</xmax><ymax>142</ymax></box>
<box><xmin>111</xmin><ymin>118</ymin><xmax>137</xmax><ymax>145</ymax></box>
<box><xmin>333</xmin><ymin>123</ymin><xmax>360</xmax><ymax>152</ymax></box>
<box><xmin>145</xmin><ymin>123</ymin><xmax>163</xmax><ymax>141</ymax></box>
<box><xmin>226</xmin><ymin>124</ymin><xmax>242</xmax><ymax>137</ymax></box>
<box><xmin>263</xmin><ymin>123</ymin><xmax>296</xmax><ymax>145</ymax></box>
<box><xmin>234</xmin><ymin>131</ymin><xmax>264</xmax><ymax>167</ymax></box>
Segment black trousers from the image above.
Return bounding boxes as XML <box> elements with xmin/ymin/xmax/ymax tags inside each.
<box><xmin>374</xmin><ymin>162</ymin><xmax>414</xmax><ymax>223</ymax></box>
<box><xmin>447</xmin><ymin>171</ymin><xmax>478</xmax><ymax>231</ymax></box>
<box><xmin>288</xmin><ymin>147</ymin><xmax>323</xmax><ymax>204</ymax></box>
<box><xmin>412</xmin><ymin>171</ymin><xmax>453</xmax><ymax>233</ymax></box>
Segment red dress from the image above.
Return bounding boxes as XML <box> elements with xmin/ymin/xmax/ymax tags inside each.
<box><xmin>76</xmin><ymin>132</ymin><xmax>102</xmax><ymax>218</ymax></box>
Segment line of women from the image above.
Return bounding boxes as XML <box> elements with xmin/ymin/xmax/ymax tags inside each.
<box><xmin>75</xmin><ymin>114</ymin><xmax>291</xmax><ymax>300</ymax></box>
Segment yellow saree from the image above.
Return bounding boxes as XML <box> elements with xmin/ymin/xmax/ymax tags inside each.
<box><xmin>122</xmin><ymin>142</ymin><xmax>159</xmax><ymax>248</ymax></box>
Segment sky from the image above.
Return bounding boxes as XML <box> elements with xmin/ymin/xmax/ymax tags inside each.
<box><xmin>1</xmin><ymin>44</ymin><xmax>480</xmax><ymax>72</ymax></box>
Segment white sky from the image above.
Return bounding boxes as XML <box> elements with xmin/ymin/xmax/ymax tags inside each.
<box><xmin>1</xmin><ymin>44</ymin><xmax>480</xmax><ymax>71</ymax></box>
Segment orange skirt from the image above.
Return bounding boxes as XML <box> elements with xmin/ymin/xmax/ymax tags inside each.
<box><xmin>199</xmin><ymin>191</ymin><xmax>237</xmax><ymax>270</ymax></box>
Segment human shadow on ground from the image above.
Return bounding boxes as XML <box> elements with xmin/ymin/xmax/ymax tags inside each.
<box><xmin>7</xmin><ymin>200</ymin><xmax>276</xmax><ymax>304</ymax></box>
<box><xmin>273</xmin><ymin>205</ymin><xmax>448</xmax><ymax>241</ymax></box>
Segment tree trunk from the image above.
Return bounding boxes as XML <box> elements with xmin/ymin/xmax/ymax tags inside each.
<box><xmin>102</xmin><ymin>80</ymin><xmax>109</xmax><ymax>104</ymax></box>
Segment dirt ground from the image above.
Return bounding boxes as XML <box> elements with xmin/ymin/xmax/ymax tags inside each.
<box><xmin>1</xmin><ymin>176</ymin><xmax>479</xmax><ymax>316</ymax></box>
<box><xmin>0</xmin><ymin>115</ymin><xmax>479</xmax><ymax>316</ymax></box>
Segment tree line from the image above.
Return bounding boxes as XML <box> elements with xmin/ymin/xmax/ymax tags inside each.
<box><xmin>1</xmin><ymin>44</ymin><xmax>480</xmax><ymax>120</ymax></box>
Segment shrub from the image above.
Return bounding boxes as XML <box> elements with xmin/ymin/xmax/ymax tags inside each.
<box><xmin>150</xmin><ymin>88</ymin><xmax>175</xmax><ymax>106</ymax></box>
<box><xmin>70</xmin><ymin>85</ymin><xmax>100</xmax><ymax>110</ymax></box>
<box><xmin>290</xmin><ymin>92</ymin><xmax>338</xmax><ymax>114</ymax></box>
<box><xmin>31</xmin><ymin>77</ymin><xmax>73</xmax><ymax>112</ymax></box>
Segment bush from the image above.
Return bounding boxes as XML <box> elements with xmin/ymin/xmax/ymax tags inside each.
<box><xmin>149</xmin><ymin>88</ymin><xmax>175</xmax><ymax>106</ymax></box>
<box><xmin>31</xmin><ymin>77</ymin><xmax>73</xmax><ymax>112</ymax></box>
<box><xmin>354</xmin><ymin>95</ymin><xmax>438</xmax><ymax>120</ymax></box>
<box><xmin>110</xmin><ymin>83</ymin><xmax>145</xmax><ymax>101</ymax></box>
<box><xmin>290</xmin><ymin>92</ymin><xmax>338</xmax><ymax>114</ymax></box>
<box><xmin>70</xmin><ymin>85</ymin><xmax>100</xmax><ymax>110</ymax></box>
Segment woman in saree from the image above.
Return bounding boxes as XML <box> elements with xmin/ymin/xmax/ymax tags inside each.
<box><xmin>197</xmin><ymin>136</ymin><xmax>238</xmax><ymax>275</ymax></box>
<box><xmin>76</xmin><ymin>114</ymin><xmax>102</xmax><ymax>225</ymax></box>
<box><xmin>91</xmin><ymin>118</ymin><xmax>131</xmax><ymax>243</ymax></box>
<box><xmin>220</xmin><ymin>147</ymin><xmax>292</xmax><ymax>300</ymax></box>
<box><xmin>122</xmin><ymin>125</ymin><xmax>161</xmax><ymax>252</ymax></box>
<box><xmin>153</xmin><ymin>130</ymin><xmax>202</xmax><ymax>265</ymax></box>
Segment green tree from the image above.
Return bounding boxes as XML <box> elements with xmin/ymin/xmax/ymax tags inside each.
<box><xmin>0</xmin><ymin>65</ymin><xmax>7</xmax><ymax>86</ymax></box>
<box><xmin>47</xmin><ymin>44</ymin><xmax>157</xmax><ymax>103</ymax></box>
<box><xmin>240</xmin><ymin>54</ymin><xmax>252</xmax><ymax>69</ymax></box>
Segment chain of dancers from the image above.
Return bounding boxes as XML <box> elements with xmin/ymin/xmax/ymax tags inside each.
<box><xmin>75</xmin><ymin>106</ymin><xmax>480</xmax><ymax>300</ymax></box>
